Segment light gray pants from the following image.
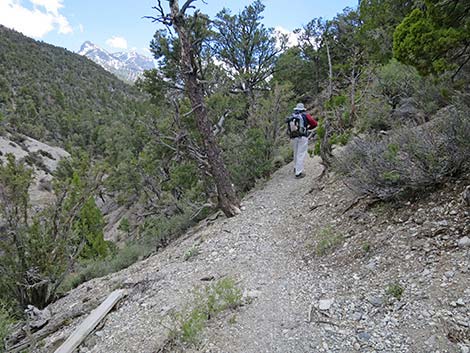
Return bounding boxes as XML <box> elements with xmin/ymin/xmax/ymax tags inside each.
<box><xmin>292</xmin><ymin>136</ymin><xmax>308</xmax><ymax>174</ymax></box>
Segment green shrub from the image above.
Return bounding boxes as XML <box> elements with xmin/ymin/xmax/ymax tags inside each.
<box><xmin>224</xmin><ymin>128</ymin><xmax>274</xmax><ymax>192</ymax></box>
<box><xmin>386</xmin><ymin>282</ymin><xmax>404</xmax><ymax>300</ymax></box>
<box><xmin>60</xmin><ymin>243</ymin><xmax>151</xmax><ymax>293</ymax></box>
<box><xmin>329</xmin><ymin>131</ymin><xmax>351</xmax><ymax>146</ymax></box>
<box><xmin>362</xmin><ymin>242</ymin><xmax>371</xmax><ymax>253</ymax></box>
<box><xmin>118</xmin><ymin>218</ymin><xmax>131</xmax><ymax>236</ymax></box>
<box><xmin>23</xmin><ymin>152</ymin><xmax>50</xmax><ymax>173</ymax></box>
<box><xmin>278</xmin><ymin>143</ymin><xmax>293</xmax><ymax>164</ymax></box>
<box><xmin>357</xmin><ymin>60</ymin><xmax>451</xmax><ymax>132</ymax></box>
<box><xmin>75</xmin><ymin>197</ymin><xmax>108</xmax><ymax>260</ymax></box>
<box><xmin>325</xmin><ymin>95</ymin><xmax>347</xmax><ymax>109</ymax></box>
<box><xmin>315</xmin><ymin>226</ymin><xmax>344</xmax><ymax>256</ymax></box>
<box><xmin>140</xmin><ymin>210</ymin><xmax>195</xmax><ymax>251</ymax></box>
<box><xmin>184</xmin><ymin>246</ymin><xmax>200</xmax><ymax>261</ymax></box>
<box><xmin>170</xmin><ymin>278</ymin><xmax>243</xmax><ymax>346</ymax></box>
<box><xmin>334</xmin><ymin>105</ymin><xmax>470</xmax><ymax>200</ymax></box>
<box><xmin>0</xmin><ymin>302</ymin><xmax>14</xmax><ymax>352</ymax></box>
<box><xmin>357</xmin><ymin>96</ymin><xmax>393</xmax><ymax>132</ymax></box>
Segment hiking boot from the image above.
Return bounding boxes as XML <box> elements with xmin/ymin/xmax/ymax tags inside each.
<box><xmin>295</xmin><ymin>172</ymin><xmax>306</xmax><ymax>179</ymax></box>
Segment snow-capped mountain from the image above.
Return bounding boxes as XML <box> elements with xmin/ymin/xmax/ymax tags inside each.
<box><xmin>78</xmin><ymin>41</ymin><xmax>154</xmax><ymax>82</ymax></box>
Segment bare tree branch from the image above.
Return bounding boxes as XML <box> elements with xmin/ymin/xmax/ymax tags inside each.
<box><xmin>180</xmin><ymin>0</ymin><xmax>197</xmax><ymax>15</ymax></box>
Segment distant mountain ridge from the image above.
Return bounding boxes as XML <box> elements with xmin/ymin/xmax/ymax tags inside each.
<box><xmin>78</xmin><ymin>41</ymin><xmax>154</xmax><ymax>82</ymax></box>
<box><xmin>0</xmin><ymin>24</ymin><xmax>149</xmax><ymax>145</ymax></box>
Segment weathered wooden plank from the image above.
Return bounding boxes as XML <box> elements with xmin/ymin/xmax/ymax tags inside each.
<box><xmin>54</xmin><ymin>289</ymin><xmax>126</xmax><ymax>353</ymax></box>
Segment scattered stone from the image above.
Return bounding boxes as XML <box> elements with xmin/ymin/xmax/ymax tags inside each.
<box><xmin>368</xmin><ymin>296</ymin><xmax>384</xmax><ymax>307</ymax></box>
<box><xmin>444</xmin><ymin>271</ymin><xmax>455</xmax><ymax>278</ymax></box>
<box><xmin>425</xmin><ymin>334</ymin><xmax>438</xmax><ymax>347</ymax></box>
<box><xmin>422</xmin><ymin>268</ymin><xmax>432</xmax><ymax>276</ymax></box>
<box><xmin>456</xmin><ymin>298</ymin><xmax>465</xmax><ymax>306</ymax></box>
<box><xmin>458</xmin><ymin>236</ymin><xmax>470</xmax><ymax>248</ymax></box>
<box><xmin>365</xmin><ymin>260</ymin><xmax>377</xmax><ymax>271</ymax></box>
<box><xmin>351</xmin><ymin>312</ymin><xmax>362</xmax><ymax>321</ymax></box>
<box><xmin>243</xmin><ymin>289</ymin><xmax>261</xmax><ymax>299</ymax></box>
<box><xmin>357</xmin><ymin>332</ymin><xmax>371</xmax><ymax>341</ymax></box>
<box><xmin>16</xmin><ymin>151</ymin><xmax>469</xmax><ymax>353</ymax></box>
<box><xmin>462</xmin><ymin>186</ymin><xmax>470</xmax><ymax>206</ymax></box>
<box><xmin>318</xmin><ymin>299</ymin><xmax>334</xmax><ymax>310</ymax></box>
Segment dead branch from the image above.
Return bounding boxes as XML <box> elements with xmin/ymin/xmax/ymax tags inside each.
<box><xmin>6</xmin><ymin>298</ymin><xmax>99</xmax><ymax>353</ymax></box>
<box><xmin>341</xmin><ymin>195</ymin><xmax>367</xmax><ymax>215</ymax></box>
<box><xmin>180</xmin><ymin>0</ymin><xmax>197</xmax><ymax>15</ymax></box>
<box><xmin>144</xmin><ymin>0</ymin><xmax>172</xmax><ymax>26</ymax></box>
<box><xmin>213</xmin><ymin>110</ymin><xmax>229</xmax><ymax>136</ymax></box>
<box><xmin>190</xmin><ymin>202</ymin><xmax>215</xmax><ymax>220</ymax></box>
<box><xmin>309</xmin><ymin>203</ymin><xmax>325</xmax><ymax>211</ymax></box>
<box><xmin>307</xmin><ymin>183</ymin><xmax>325</xmax><ymax>195</ymax></box>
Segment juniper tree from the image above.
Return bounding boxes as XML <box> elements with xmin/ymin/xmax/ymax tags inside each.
<box><xmin>146</xmin><ymin>0</ymin><xmax>240</xmax><ymax>217</ymax></box>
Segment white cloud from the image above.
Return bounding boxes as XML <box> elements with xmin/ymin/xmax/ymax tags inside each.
<box><xmin>30</xmin><ymin>0</ymin><xmax>63</xmax><ymax>15</ymax></box>
<box><xmin>78</xmin><ymin>23</ymin><xmax>84</xmax><ymax>33</ymax></box>
<box><xmin>106</xmin><ymin>36</ymin><xmax>128</xmax><ymax>50</ymax></box>
<box><xmin>0</xmin><ymin>0</ymin><xmax>72</xmax><ymax>38</ymax></box>
<box><xmin>275</xmin><ymin>26</ymin><xmax>300</xmax><ymax>48</ymax></box>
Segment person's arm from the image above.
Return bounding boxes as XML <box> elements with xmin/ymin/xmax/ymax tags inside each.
<box><xmin>305</xmin><ymin>113</ymin><xmax>318</xmax><ymax>129</ymax></box>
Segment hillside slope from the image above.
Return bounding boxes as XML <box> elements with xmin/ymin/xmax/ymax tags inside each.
<box><xmin>11</xmin><ymin>155</ymin><xmax>469</xmax><ymax>353</ymax></box>
<box><xmin>0</xmin><ymin>131</ymin><xmax>69</xmax><ymax>207</ymax></box>
<box><xmin>0</xmin><ymin>25</ymin><xmax>149</xmax><ymax>145</ymax></box>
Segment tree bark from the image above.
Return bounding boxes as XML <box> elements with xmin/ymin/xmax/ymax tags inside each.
<box><xmin>170</xmin><ymin>1</ymin><xmax>240</xmax><ymax>217</ymax></box>
<box><xmin>350</xmin><ymin>64</ymin><xmax>356</xmax><ymax>124</ymax></box>
<box><xmin>325</xmin><ymin>39</ymin><xmax>333</xmax><ymax>100</ymax></box>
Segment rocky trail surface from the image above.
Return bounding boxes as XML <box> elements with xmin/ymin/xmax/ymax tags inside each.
<box><xmin>30</xmin><ymin>154</ymin><xmax>469</xmax><ymax>353</ymax></box>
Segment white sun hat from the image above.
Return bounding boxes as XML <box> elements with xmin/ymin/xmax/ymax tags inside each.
<box><xmin>294</xmin><ymin>103</ymin><xmax>306</xmax><ymax>111</ymax></box>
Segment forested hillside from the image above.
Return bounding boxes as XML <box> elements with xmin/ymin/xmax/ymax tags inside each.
<box><xmin>0</xmin><ymin>25</ymin><xmax>147</xmax><ymax>146</ymax></box>
<box><xmin>1</xmin><ymin>0</ymin><xmax>469</xmax><ymax>351</ymax></box>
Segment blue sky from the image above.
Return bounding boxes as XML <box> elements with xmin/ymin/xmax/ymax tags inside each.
<box><xmin>0</xmin><ymin>0</ymin><xmax>358</xmax><ymax>55</ymax></box>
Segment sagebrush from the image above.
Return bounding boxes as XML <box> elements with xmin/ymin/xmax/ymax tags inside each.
<box><xmin>334</xmin><ymin>106</ymin><xmax>470</xmax><ymax>200</ymax></box>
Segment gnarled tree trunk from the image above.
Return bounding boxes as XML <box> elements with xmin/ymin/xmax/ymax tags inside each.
<box><xmin>170</xmin><ymin>0</ymin><xmax>240</xmax><ymax>217</ymax></box>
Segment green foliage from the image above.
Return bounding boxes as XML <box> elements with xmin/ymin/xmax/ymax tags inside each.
<box><xmin>0</xmin><ymin>153</ymin><xmax>104</xmax><ymax>309</ymax></box>
<box><xmin>393</xmin><ymin>2</ymin><xmax>470</xmax><ymax>76</ymax></box>
<box><xmin>0</xmin><ymin>25</ymin><xmax>148</xmax><ymax>146</ymax></box>
<box><xmin>376</xmin><ymin>59</ymin><xmax>422</xmax><ymax>108</ymax></box>
<box><xmin>0</xmin><ymin>153</ymin><xmax>32</xmax><ymax>224</ymax></box>
<box><xmin>315</xmin><ymin>226</ymin><xmax>344</xmax><ymax>256</ymax></box>
<box><xmin>75</xmin><ymin>197</ymin><xmax>108</xmax><ymax>259</ymax></box>
<box><xmin>386</xmin><ymin>282</ymin><xmax>404</xmax><ymax>300</ymax></box>
<box><xmin>272</xmin><ymin>47</ymin><xmax>313</xmax><ymax>96</ymax></box>
<box><xmin>118</xmin><ymin>218</ymin><xmax>131</xmax><ymax>237</ymax></box>
<box><xmin>170</xmin><ymin>278</ymin><xmax>243</xmax><ymax>346</ymax></box>
<box><xmin>224</xmin><ymin>128</ymin><xmax>273</xmax><ymax>192</ymax></box>
<box><xmin>325</xmin><ymin>95</ymin><xmax>347</xmax><ymax>110</ymax></box>
<box><xmin>60</xmin><ymin>242</ymin><xmax>151</xmax><ymax>293</ymax></box>
<box><xmin>139</xmin><ymin>209</ymin><xmax>195</xmax><ymax>251</ymax></box>
<box><xmin>0</xmin><ymin>302</ymin><xmax>14</xmax><ymax>352</ymax></box>
<box><xmin>329</xmin><ymin>131</ymin><xmax>351</xmax><ymax>146</ymax></box>
<box><xmin>184</xmin><ymin>246</ymin><xmax>200</xmax><ymax>261</ymax></box>
<box><xmin>213</xmin><ymin>0</ymin><xmax>285</xmax><ymax>95</ymax></box>
<box><xmin>358</xmin><ymin>59</ymin><xmax>451</xmax><ymax>132</ymax></box>
<box><xmin>359</xmin><ymin>0</ymin><xmax>416</xmax><ymax>63</ymax></box>
<box><xmin>334</xmin><ymin>105</ymin><xmax>470</xmax><ymax>200</ymax></box>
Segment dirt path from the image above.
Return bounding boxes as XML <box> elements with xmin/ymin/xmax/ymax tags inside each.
<box><xmin>38</xmin><ymin>153</ymin><xmax>469</xmax><ymax>353</ymax></box>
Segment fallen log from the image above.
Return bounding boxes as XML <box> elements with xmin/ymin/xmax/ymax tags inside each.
<box><xmin>54</xmin><ymin>289</ymin><xmax>126</xmax><ymax>353</ymax></box>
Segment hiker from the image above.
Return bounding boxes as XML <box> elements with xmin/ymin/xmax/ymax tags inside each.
<box><xmin>286</xmin><ymin>103</ymin><xmax>318</xmax><ymax>178</ymax></box>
